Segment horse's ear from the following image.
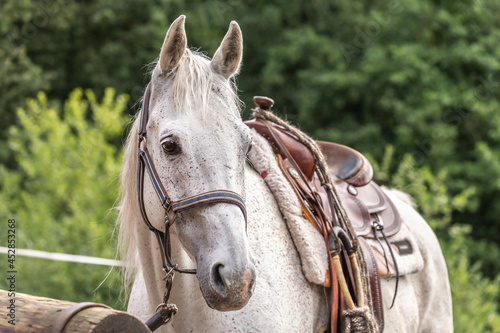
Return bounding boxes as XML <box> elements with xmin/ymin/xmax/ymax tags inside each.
<box><xmin>211</xmin><ymin>21</ymin><xmax>243</xmax><ymax>79</ymax></box>
<box><xmin>159</xmin><ymin>15</ymin><xmax>187</xmax><ymax>74</ymax></box>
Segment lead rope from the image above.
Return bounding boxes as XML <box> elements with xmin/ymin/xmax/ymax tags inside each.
<box><xmin>144</xmin><ymin>222</ymin><xmax>179</xmax><ymax>331</ymax></box>
<box><xmin>145</xmin><ymin>272</ymin><xmax>178</xmax><ymax>331</ymax></box>
<box><xmin>252</xmin><ymin>106</ymin><xmax>378</xmax><ymax>333</ymax></box>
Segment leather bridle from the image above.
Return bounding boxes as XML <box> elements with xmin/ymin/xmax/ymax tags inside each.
<box><xmin>137</xmin><ymin>83</ymin><xmax>248</xmax><ymax>329</ymax></box>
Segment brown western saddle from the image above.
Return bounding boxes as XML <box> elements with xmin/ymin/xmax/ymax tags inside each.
<box><xmin>245</xmin><ymin>96</ymin><xmax>402</xmax><ymax>333</ymax></box>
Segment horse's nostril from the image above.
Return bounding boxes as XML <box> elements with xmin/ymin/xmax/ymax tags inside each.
<box><xmin>211</xmin><ymin>263</ymin><xmax>227</xmax><ymax>296</ymax></box>
<box><xmin>248</xmin><ymin>274</ymin><xmax>256</xmax><ymax>293</ymax></box>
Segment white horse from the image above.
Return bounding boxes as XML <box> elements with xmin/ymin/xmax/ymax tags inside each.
<box><xmin>118</xmin><ymin>15</ymin><xmax>453</xmax><ymax>332</ymax></box>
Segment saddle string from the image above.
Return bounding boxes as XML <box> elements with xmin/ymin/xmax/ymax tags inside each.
<box><xmin>381</xmin><ymin>230</ymin><xmax>399</xmax><ymax>309</ymax></box>
<box><xmin>372</xmin><ymin>215</ymin><xmax>399</xmax><ymax>309</ymax></box>
<box><xmin>372</xmin><ymin>228</ymin><xmax>390</xmax><ymax>276</ymax></box>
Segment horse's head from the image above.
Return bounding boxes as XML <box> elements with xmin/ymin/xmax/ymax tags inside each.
<box><xmin>140</xmin><ymin>15</ymin><xmax>255</xmax><ymax>311</ymax></box>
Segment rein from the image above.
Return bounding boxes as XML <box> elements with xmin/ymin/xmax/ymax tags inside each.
<box><xmin>137</xmin><ymin>84</ymin><xmax>248</xmax><ymax>331</ymax></box>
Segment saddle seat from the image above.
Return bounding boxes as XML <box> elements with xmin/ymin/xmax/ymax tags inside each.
<box><xmin>317</xmin><ymin>141</ymin><xmax>374</xmax><ymax>187</ymax></box>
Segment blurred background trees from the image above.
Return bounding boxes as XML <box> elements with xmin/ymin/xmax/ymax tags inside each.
<box><xmin>1</xmin><ymin>0</ymin><xmax>499</xmax><ymax>330</ymax></box>
<box><xmin>0</xmin><ymin>88</ymin><xmax>129</xmax><ymax>309</ymax></box>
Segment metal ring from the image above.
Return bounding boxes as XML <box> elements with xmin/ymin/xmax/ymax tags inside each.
<box><xmin>155</xmin><ymin>303</ymin><xmax>166</xmax><ymax>313</ymax></box>
<box><xmin>138</xmin><ymin>136</ymin><xmax>147</xmax><ymax>149</ymax></box>
<box><xmin>165</xmin><ymin>212</ymin><xmax>177</xmax><ymax>226</ymax></box>
<box><xmin>372</xmin><ymin>213</ymin><xmax>384</xmax><ymax>231</ymax></box>
<box><xmin>154</xmin><ymin>303</ymin><xmax>176</xmax><ymax>325</ymax></box>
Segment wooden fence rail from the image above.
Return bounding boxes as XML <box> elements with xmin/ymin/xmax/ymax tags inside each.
<box><xmin>0</xmin><ymin>290</ymin><xmax>151</xmax><ymax>333</ymax></box>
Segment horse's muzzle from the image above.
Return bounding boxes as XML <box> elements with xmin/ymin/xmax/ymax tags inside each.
<box><xmin>201</xmin><ymin>260</ymin><xmax>256</xmax><ymax>311</ymax></box>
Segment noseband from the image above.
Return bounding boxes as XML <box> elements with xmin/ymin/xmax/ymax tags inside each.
<box><xmin>137</xmin><ymin>83</ymin><xmax>247</xmax><ymax>275</ymax></box>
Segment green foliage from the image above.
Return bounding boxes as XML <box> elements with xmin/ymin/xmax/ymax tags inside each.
<box><xmin>1</xmin><ymin>0</ymin><xmax>500</xmax><ymax>326</ymax></box>
<box><xmin>443</xmin><ymin>225</ymin><xmax>500</xmax><ymax>332</ymax></box>
<box><xmin>0</xmin><ymin>1</ymin><xmax>51</xmax><ymax>162</ymax></box>
<box><xmin>372</xmin><ymin>148</ymin><xmax>475</xmax><ymax>231</ymax></box>
<box><xmin>16</xmin><ymin>258</ymin><xmax>125</xmax><ymax>310</ymax></box>
<box><xmin>0</xmin><ymin>88</ymin><xmax>129</xmax><ymax>308</ymax></box>
<box><xmin>372</xmin><ymin>151</ymin><xmax>500</xmax><ymax>332</ymax></box>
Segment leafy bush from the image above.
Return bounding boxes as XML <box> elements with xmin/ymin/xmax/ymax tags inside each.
<box><xmin>0</xmin><ymin>88</ymin><xmax>129</xmax><ymax>308</ymax></box>
<box><xmin>443</xmin><ymin>225</ymin><xmax>500</xmax><ymax>332</ymax></box>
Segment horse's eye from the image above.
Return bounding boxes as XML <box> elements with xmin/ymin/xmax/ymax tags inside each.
<box><xmin>161</xmin><ymin>137</ymin><xmax>180</xmax><ymax>154</ymax></box>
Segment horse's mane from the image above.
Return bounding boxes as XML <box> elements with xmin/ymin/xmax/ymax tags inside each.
<box><xmin>169</xmin><ymin>49</ymin><xmax>242</xmax><ymax>117</ymax></box>
<box><xmin>117</xmin><ymin>49</ymin><xmax>242</xmax><ymax>295</ymax></box>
